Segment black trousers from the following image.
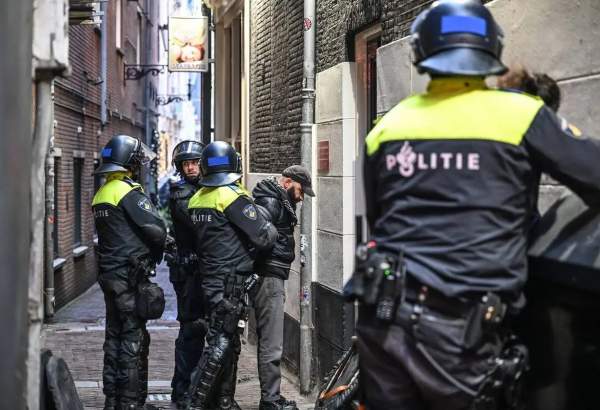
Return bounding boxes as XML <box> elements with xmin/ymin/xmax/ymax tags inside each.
<box><xmin>186</xmin><ymin>273</ymin><xmax>245</xmax><ymax>405</ymax></box>
<box><xmin>356</xmin><ymin>306</ymin><xmax>502</xmax><ymax>410</ymax></box>
<box><xmin>171</xmin><ymin>267</ymin><xmax>206</xmax><ymax>401</ymax></box>
<box><xmin>201</xmin><ymin>273</ymin><xmax>244</xmax><ymax>399</ymax></box>
<box><xmin>99</xmin><ymin>273</ymin><xmax>150</xmax><ymax>406</ymax></box>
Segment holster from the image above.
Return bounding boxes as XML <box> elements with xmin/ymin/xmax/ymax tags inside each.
<box><xmin>473</xmin><ymin>337</ymin><xmax>529</xmax><ymax>410</ymax></box>
<box><xmin>213</xmin><ymin>273</ymin><xmax>260</xmax><ymax>335</ymax></box>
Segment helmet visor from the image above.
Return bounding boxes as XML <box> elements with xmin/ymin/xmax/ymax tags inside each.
<box><xmin>173</xmin><ymin>140</ymin><xmax>204</xmax><ymax>157</ymax></box>
<box><xmin>135</xmin><ymin>141</ymin><xmax>157</xmax><ymax>165</ymax></box>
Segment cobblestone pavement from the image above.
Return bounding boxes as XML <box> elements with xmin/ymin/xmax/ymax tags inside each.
<box><xmin>42</xmin><ymin>264</ymin><xmax>315</xmax><ymax>409</ymax></box>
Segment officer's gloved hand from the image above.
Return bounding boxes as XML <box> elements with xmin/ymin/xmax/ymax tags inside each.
<box><xmin>164</xmin><ymin>235</ymin><xmax>177</xmax><ymax>266</ymax></box>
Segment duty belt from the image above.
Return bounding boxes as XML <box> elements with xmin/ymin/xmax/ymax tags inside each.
<box><xmin>395</xmin><ymin>278</ymin><xmax>508</xmax><ymax>327</ymax></box>
<box><xmin>176</xmin><ymin>253</ymin><xmax>198</xmax><ymax>266</ymax></box>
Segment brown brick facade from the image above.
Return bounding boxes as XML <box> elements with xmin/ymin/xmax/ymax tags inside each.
<box><xmin>249</xmin><ymin>0</ymin><xmax>304</xmax><ymax>173</ymax></box>
<box><xmin>248</xmin><ymin>1</ymin><xmax>453</xmax><ymax>173</ymax></box>
<box><xmin>52</xmin><ymin>1</ymin><xmax>159</xmax><ymax>309</ymax></box>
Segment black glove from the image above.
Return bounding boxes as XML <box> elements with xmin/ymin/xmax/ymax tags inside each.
<box><xmin>164</xmin><ymin>235</ymin><xmax>177</xmax><ymax>266</ymax></box>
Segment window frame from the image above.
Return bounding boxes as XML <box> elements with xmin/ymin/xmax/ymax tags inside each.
<box><xmin>116</xmin><ymin>0</ymin><xmax>122</xmax><ymax>50</ymax></box>
<box><xmin>72</xmin><ymin>158</ymin><xmax>84</xmax><ymax>247</ymax></box>
<box><xmin>354</xmin><ymin>24</ymin><xmax>382</xmax><ymax>243</ymax></box>
<box><xmin>53</xmin><ymin>158</ymin><xmax>60</xmax><ymax>258</ymax></box>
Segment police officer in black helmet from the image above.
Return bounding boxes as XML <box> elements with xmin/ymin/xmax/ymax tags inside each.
<box><xmin>351</xmin><ymin>1</ymin><xmax>600</xmax><ymax>409</ymax></box>
<box><xmin>184</xmin><ymin>141</ymin><xmax>277</xmax><ymax>410</ymax></box>
<box><xmin>167</xmin><ymin>140</ymin><xmax>208</xmax><ymax>405</ymax></box>
<box><xmin>93</xmin><ymin>135</ymin><xmax>167</xmax><ymax>410</ymax></box>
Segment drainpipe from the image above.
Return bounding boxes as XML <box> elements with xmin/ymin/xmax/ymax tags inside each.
<box><xmin>44</xmin><ymin>87</ymin><xmax>55</xmax><ymax>319</ymax></box>
<box><xmin>100</xmin><ymin>0</ymin><xmax>108</xmax><ymax>125</ymax></box>
<box><xmin>299</xmin><ymin>0</ymin><xmax>316</xmax><ymax>395</ymax></box>
<box><xmin>201</xmin><ymin>5</ymin><xmax>213</xmax><ymax>146</ymax></box>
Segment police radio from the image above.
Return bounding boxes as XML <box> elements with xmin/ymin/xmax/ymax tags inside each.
<box><xmin>344</xmin><ymin>241</ymin><xmax>406</xmax><ymax>323</ymax></box>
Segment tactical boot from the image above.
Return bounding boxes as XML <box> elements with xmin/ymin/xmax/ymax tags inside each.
<box><xmin>216</xmin><ymin>396</ymin><xmax>241</xmax><ymax>410</ymax></box>
<box><xmin>259</xmin><ymin>396</ymin><xmax>298</xmax><ymax>410</ymax></box>
<box><xmin>119</xmin><ymin>404</ymin><xmax>159</xmax><ymax>410</ymax></box>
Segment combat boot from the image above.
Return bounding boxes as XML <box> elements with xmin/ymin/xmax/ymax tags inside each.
<box><xmin>259</xmin><ymin>396</ymin><xmax>298</xmax><ymax>410</ymax></box>
<box><xmin>118</xmin><ymin>404</ymin><xmax>159</xmax><ymax>410</ymax></box>
<box><xmin>216</xmin><ymin>396</ymin><xmax>241</xmax><ymax>410</ymax></box>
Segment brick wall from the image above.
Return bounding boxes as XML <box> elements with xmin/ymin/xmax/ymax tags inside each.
<box><xmin>249</xmin><ymin>0</ymin><xmax>304</xmax><ymax>173</ymax></box>
<box><xmin>250</xmin><ymin>1</ymin><xmax>469</xmax><ymax>171</ymax></box>
<box><xmin>317</xmin><ymin>1</ymin><xmax>495</xmax><ymax>72</ymax></box>
<box><xmin>52</xmin><ymin>1</ymin><xmax>159</xmax><ymax>309</ymax></box>
<box><xmin>316</xmin><ymin>0</ymin><xmax>384</xmax><ymax>72</ymax></box>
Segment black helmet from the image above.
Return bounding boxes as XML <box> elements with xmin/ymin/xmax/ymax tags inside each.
<box><xmin>199</xmin><ymin>141</ymin><xmax>242</xmax><ymax>187</ymax></box>
<box><xmin>172</xmin><ymin>140</ymin><xmax>205</xmax><ymax>173</ymax></box>
<box><xmin>410</xmin><ymin>0</ymin><xmax>507</xmax><ymax>76</ymax></box>
<box><xmin>93</xmin><ymin>135</ymin><xmax>156</xmax><ymax>175</ymax></box>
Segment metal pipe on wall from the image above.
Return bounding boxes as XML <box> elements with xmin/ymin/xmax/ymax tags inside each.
<box><xmin>44</xmin><ymin>85</ymin><xmax>56</xmax><ymax>319</ymax></box>
<box><xmin>201</xmin><ymin>5</ymin><xmax>213</xmax><ymax>146</ymax></box>
<box><xmin>100</xmin><ymin>0</ymin><xmax>108</xmax><ymax>125</ymax></box>
<box><xmin>299</xmin><ymin>0</ymin><xmax>316</xmax><ymax>395</ymax></box>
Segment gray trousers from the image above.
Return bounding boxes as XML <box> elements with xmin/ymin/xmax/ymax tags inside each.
<box><xmin>253</xmin><ymin>276</ymin><xmax>286</xmax><ymax>402</ymax></box>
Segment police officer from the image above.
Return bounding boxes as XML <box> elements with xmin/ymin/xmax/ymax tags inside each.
<box><xmin>354</xmin><ymin>1</ymin><xmax>600</xmax><ymax>409</ymax></box>
<box><xmin>93</xmin><ymin>135</ymin><xmax>167</xmax><ymax>410</ymax></box>
<box><xmin>167</xmin><ymin>140</ymin><xmax>208</xmax><ymax>405</ymax></box>
<box><xmin>185</xmin><ymin>141</ymin><xmax>277</xmax><ymax>410</ymax></box>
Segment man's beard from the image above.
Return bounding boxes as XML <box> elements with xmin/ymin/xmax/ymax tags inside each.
<box><xmin>286</xmin><ymin>186</ymin><xmax>299</xmax><ymax>204</ymax></box>
<box><xmin>184</xmin><ymin>173</ymin><xmax>200</xmax><ymax>184</ymax></box>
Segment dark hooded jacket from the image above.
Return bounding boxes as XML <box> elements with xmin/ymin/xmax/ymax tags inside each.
<box><xmin>253</xmin><ymin>177</ymin><xmax>298</xmax><ymax>280</ymax></box>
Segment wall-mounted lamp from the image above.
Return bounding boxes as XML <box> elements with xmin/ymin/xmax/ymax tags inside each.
<box><xmin>158</xmin><ymin>24</ymin><xmax>168</xmax><ymax>53</ymax></box>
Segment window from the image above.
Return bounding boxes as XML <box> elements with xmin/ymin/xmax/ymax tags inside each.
<box><xmin>136</xmin><ymin>12</ymin><xmax>142</xmax><ymax>64</ymax></box>
<box><xmin>116</xmin><ymin>0</ymin><xmax>122</xmax><ymax>49</ymax></box>
<box><xmin>366</xmin><ymin>37</ymin><xmax>380</xmax><ymax>135</ymax></box>
<box><xmin>53</xmin><ymin>159</ymin><xmax>60</xmax><ymax>258</ymax></box>
<box><xmin>73</xmin><ymin>158</ymin><xmax>83</xmax><ymax>246</ymax></box>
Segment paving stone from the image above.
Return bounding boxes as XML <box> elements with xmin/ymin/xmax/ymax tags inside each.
<box><xmin>43</xmin><ymin>264</ymin><xmax>315</xmax><ymax>409</ymax></box>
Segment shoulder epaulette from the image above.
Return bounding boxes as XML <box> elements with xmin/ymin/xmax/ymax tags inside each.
<box><xmin>227</xmin><ymin>184</ymin><xmax>244</xmax><ymax>195</ymax></box>
<box><xmin>122</xmin><ymin>176</ymin><xmax>142</xmax><ymax>189</ymax></box>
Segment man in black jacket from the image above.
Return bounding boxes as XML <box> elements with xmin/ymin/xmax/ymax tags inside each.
<box><xmin>252</xmin><ymin>165</ymin><xmax>315</xmax><ymax>410</ymax></box>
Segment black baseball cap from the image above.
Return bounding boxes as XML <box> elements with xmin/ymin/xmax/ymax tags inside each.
<box><xmin>282</xmin><ymin>165</ymin><xmax>315</xmax><ymax>197</ymax></box>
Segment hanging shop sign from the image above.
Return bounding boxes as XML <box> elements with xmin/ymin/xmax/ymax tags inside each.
<box><xmin>168</xmin><ymin>16</ymin><xmax>208</xmax><ymax>72</ymax></box>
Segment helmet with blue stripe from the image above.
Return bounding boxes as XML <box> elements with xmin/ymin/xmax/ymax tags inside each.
<box><xmin>410</xmin><ymin>0</ymin><xmax>507</xmax><ymax>76</ymax></box>
<box><xmin>199</xmin><ymin>141</ymin><xmax>242</xmax><ymax>187</ymax></box>
<box><xmin>93</xmin><ymin>135</ymin><xmax>156</xmax><ymax>175</ymax></box>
